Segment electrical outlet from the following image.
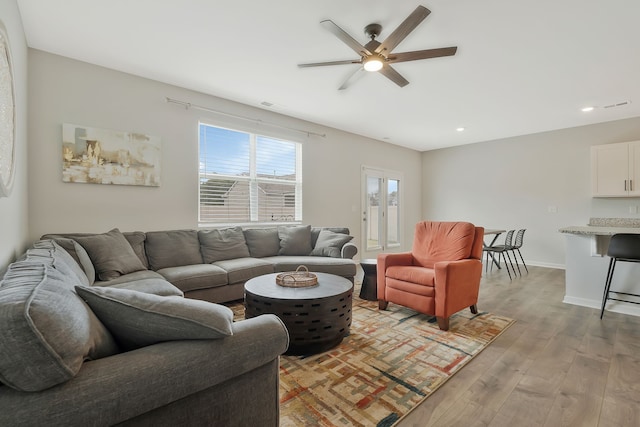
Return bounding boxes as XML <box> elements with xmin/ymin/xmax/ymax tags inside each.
<box><xmin>547</xmin><ymin>206</ymin><xmax>557</xmax><ymax>213</ymax></box>
<box><xmin>630</xmin><ymin>206</ymin><xmax>638</xmax><ymax>214</ymax></box>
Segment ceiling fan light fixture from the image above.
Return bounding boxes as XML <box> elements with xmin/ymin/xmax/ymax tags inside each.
<box><xmin>363</xmin><ymin>57</ymin><xmax>384</xmax><ymax>72</ymax></box>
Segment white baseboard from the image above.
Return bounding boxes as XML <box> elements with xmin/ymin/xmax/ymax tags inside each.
<box><xmin>528</xmin><ymin>261</ymin><xmax>565</xmax><ymax>270</ymax></box>
<box><xmin>563</xmin><ymin>295</ymin><xmax>640</xmax><ymax>317</ymax></box>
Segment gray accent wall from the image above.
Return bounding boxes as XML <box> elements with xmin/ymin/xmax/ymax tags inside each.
<box><xmin>26</xmin><ymin>50</ymin><xmax>423</xmax><ymax>259</ymax></box>
<box><xmin>0</xmin><ymin>0</ymin><xmax>29</xmax><ymax>271</ymax></box>
<box><xmin>422</xmin><ymin>117</ymin><xmax>640</xmax><ymax>268</ymax></box>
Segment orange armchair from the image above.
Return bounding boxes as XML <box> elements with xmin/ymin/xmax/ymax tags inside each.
<box><xmin>377</xmin><ymin>221</ymin><xmax>484</xmax><ymax>331</ymax></box>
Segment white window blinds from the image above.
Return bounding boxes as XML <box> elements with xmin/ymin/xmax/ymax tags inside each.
<box><xmin>199</xmin><ymin>123</ymin><xmax>302</xmax><ymax>224</ymax></box>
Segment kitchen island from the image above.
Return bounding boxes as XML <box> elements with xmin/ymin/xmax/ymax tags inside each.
<box><xmin>559</xmin><ymin>218</ymin><xmax>640</xmax><ymax>317</ymax></box>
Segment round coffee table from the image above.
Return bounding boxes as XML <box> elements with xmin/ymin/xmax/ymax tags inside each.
<box><xmin>244</xmin><ymin>272</ymin><xmax>353</xmax><ymax>355</ymax></box>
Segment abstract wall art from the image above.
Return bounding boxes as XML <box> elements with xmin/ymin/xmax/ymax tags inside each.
<box><xmin>62</xmin><ymin>123</ymin><xmax>161</xmax><ymax>187</ymax></box>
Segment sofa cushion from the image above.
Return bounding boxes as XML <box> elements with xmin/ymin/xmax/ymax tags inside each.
<box><xmin>94</xmin><ymin>273</ymin><xmax>184</xmax><ymax>297</ymax></box>
<box><xmin>310</xmin><ymin>227</ymin><xmax>350</xmax><ymax>248</ymax></box>
<box><xmin>145</xmin><ymin>230</ymin><xmax>203</xmax><ymax>270</ymax></box>
<box><xmin>73</xmin><ymin>228</ymin><xmax>147</xmax><ymax>281</ymax></box>
<box><xmin>94</xmin><ymin>269</ymin><xmax>166</xmax><ymax>286</ymax></box>
<box><xmin>278</xmin><ymin>225</ymin><xmax>312</xmax><ymax>256</ymax></box>
<box><xmin>263</xmin><ymin>256</ymin><xmax>357</xmax><ymax>278</ymax></box>
<box><xmin>157</xmin><ymin>264</ymin><xmax>228</xmax><ymax>292</ymax></box>
<box><xmin>310</xmin><ymin>229</ymin><xmax>354</xmax><ymax>258</ymax></box>
<box><xmin>243</xmin><ymin>228</ymin><xmax>280</xmax><ymax>258</ymax></box>
<box><xmin>199</xmin><ymin>227</ymin><xmax>250</xmax><ymax>263</ymax></box>
<box><xmin>213</xmin><ymin>258</ymin><xmax>274</xmax><ymax>284</ymax></box>
<box><xmin>75</xmin><ymin>286</ymin><xmax>234</xmax><ymax>351</ymax></box>
<box><xmin>0</xmin><ymin>260</ymin><xmax>119</xmax><ymax>392</ymax></box>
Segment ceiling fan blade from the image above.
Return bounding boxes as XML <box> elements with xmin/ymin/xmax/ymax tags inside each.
<box><xmin>379</xmin><ymin>65</ymin><xmax>409</xmax><ymax>88</ymax></box>
<box><xmin>375</xmin><ymin>5</ymin><xmax>431</xmax><ymax>55</ymax></box>
<box><xmin>387</xmin><ymin>47</ymin><xmax>458</xmax><ymax>63</ymax></box>
<box><xmin>338</xmin><ymin>67</ymin><xmax>366</xmax><ymax>90</ymax></box>
<box><xmin>321</xmin><ymin>19</ymin><xmax>372</xmax><ymax>56</ymax></box>
<box><xmin>298</xmin><ymin>59</ymin><xmax>361</xmax><ymax>68</ymax></box>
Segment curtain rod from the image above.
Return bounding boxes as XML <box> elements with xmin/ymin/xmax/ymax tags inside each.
<box><xmin>165</xmin><ymin>97</ymin><xmax>326</xmax><ymax>138</ymax></box>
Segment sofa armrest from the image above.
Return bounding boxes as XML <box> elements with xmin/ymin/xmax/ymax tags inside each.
<box><xmin>341</xmin><ymin>242</ymin><xmax>358</xmax><ymax>259</ymax></box>
<box><xmin>433</xmin><ymin>259</ymin><xmax>483</xmax><ymax>318</ymax></box>
<box><xmin>0</xmin><ymin>314</ymin><xmax>289</xmax><ymax>426</ymax></box>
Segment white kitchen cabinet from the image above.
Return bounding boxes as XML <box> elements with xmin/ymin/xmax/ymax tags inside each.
<box><xmin>591</xmin><ymin>140</ymin><xmax>640</xmax><ymax>197</ymax></box>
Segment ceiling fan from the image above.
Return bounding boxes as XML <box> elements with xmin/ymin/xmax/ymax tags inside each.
<box><xmin>298</xmin><ymin>5</ymin><xmax>457</xmax><ymax>90</ymax></box>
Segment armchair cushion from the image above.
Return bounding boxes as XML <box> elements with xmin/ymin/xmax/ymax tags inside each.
<box><xmin>386</xmin><ymin>265</ymin><xmax>435</xmax><ymax>286</ymax></box>
<box><xmin>412</xmin><ymin>221</ymin><xmax>476</xmax><ymax>268</ymax></box>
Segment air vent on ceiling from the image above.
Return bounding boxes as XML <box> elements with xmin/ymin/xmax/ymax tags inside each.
<box><xmin>603</xmin><ymin>100</ymin><xmax>631</xmax><ymax>109</ymax></box>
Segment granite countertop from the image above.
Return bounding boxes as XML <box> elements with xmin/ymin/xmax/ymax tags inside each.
<box><xmin>559</xmin><ymin>218</ymin><xmax>640</xmax><ymax>235</ymax></box>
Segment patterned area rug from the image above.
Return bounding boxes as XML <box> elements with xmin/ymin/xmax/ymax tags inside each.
<box><xmin>228</xmin><ymin>294</ymin><xmax>514</xmax><ymax>427</ymax></box>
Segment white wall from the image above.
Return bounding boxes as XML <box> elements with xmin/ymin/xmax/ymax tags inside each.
<box><xmin>27</xmin><ymin>50</ymin><xmax>423</xmax><ymax>258</ymax></box>
<box><xmin>422</xmin><ymin>117</ymin><xmax>640</xmax><ymax>268</ymax></box>
<box><xmin>0</xmin><ymin>0</ymin><xmax>29</xmax><ymax>271</ymax></box>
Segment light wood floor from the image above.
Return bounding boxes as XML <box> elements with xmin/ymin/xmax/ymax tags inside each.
<box><xmin>394</xmin><ymin>265</ymin><xmax>640</xmax><ymax>427</ymax></box>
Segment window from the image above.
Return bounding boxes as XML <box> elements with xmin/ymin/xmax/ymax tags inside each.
<box><xmin>199</xmin><ymin>123</ymin><xmax>302</xmax><ymax>224</ymax></box>
<box><xmin>362</xmin><ymin>166</ymin><xmax>402</xmax><ymax>252</ymax></box>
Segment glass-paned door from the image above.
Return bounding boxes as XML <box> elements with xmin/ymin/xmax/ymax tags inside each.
<box><xmin>362</xmin><ymin>167</ymin><xmax>402</xmax><ymax>253</ymax></box>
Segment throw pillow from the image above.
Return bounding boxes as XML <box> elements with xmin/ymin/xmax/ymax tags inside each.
<box><xmin>73</xmin><ymin>228</ymin><xmax>147</xmax><ymax>282</ymax></box>
<box><xmin>199</xmin><ymin>227</ymin><xmax>250</xmax><ymax>263</ymax></box>
<box><xmin>310</xmin><ymin>229</ymin><xmax>354</xmax><ymax>258</ymax></box>
<box><xmin>75</xmin><ymin>286</ymin><xmax>234</xmax><ymax>351</ymax></box>
<box><xmin>0</xmin><ymin>261</ymin><xmax>119</xmax><ymax>392</ymax></box>
<box><xmin>40</xmin><ymin>237</ymin><xmax>97</xmax><ymax>285</ymax></box>
<box><xmin>123</xmin><ymin>231</ymin><xmax>149</xmax><ymax>269</ymax></box>
<box><xmin>27</xmin><ymin>240</ymin><xmax>91</xmax><ymax>287</ymax></box>
<box><xmin>243</xmin><ymin>228</ymin><xmax>280</xmax><ymax>257</ymax></box>
<box><xmin>278</xmin><ymin>225</ymin><xmax>313</xmax><ymax>256</ymax></box>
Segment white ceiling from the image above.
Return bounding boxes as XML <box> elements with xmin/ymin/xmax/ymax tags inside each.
<box><xmin>16</xmin><ymin>0</ymin><xmax>640</xmax><ymax>151</ymax></box>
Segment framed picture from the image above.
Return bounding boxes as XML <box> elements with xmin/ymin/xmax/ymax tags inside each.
<box><xmin>62</xmin><ymin>123</ymin><xmax>161</xmax><ymax>187</ymax></box>
<box><xmin>0</xmin><ymin>22</ymin><xmax>15</xmax><ymax>198</ymax></box>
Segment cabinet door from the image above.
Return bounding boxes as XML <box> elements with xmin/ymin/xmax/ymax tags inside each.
<box><xmin>629</xmin><ymin>142</ymin><xmax>640</xmax><ymax>196</ymax></box>
<box><xmin>591</xmin><ymin>142</ymin><xmax>629</xmax><ymax>197</ymax></box>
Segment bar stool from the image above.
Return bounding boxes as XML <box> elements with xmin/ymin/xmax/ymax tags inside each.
<box><xmin>600</xmin><ymin>233</ymin><xmax>640</xmax><ymax>319</ymax></box>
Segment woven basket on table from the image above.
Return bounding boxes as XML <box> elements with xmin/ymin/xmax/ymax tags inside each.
<box><xmin>275</xmin><ymin>265</ymin><xmax>318</xmax><ymax>288</ymax></box>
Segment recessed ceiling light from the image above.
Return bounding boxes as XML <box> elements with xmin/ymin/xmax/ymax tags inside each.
<box><xmin>581</xmin><ymin>106</ymin><xmax>595</xmax><ymax>112</ymax></box>
<box><xmin>456</xmin><ymin>127</ymin><xmax>465</xmax><ymax>132</ymax></box>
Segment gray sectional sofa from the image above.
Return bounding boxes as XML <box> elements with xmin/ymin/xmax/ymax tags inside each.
<box><xmin>0</xmin><ymin>239</ymin><xmax>289</xmax><ymax>426</ymax></box>
<box><xmin>43</xmin><ymin>225</ymin><xmax>358</xmax><ymax>303</ymax></box>
<box><xmin>0</xmin><ymin>224</ymin><xmax>356</xmax><ymax>426</ymax></box>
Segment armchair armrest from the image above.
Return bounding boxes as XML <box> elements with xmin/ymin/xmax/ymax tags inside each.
<box><xmin>376</xmin><ymin>252</ymin><xmax>414</xmax><ymax>299</ymax></box>
<box><xmin>433</xmin><ymin>259</ymin><xmax>483</xmax><ymax>318</ymax></box>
